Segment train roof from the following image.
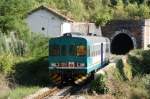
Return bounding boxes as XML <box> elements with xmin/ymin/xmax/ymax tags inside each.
<box><xmin>49</xmin><ymin>33</ymin><xmax>110</xmax><ymax>44</ymax></box>
<box><xmin>62</xmin><ymin>33</ymin><xmax>109</xmax><ymax>43</ymax></box>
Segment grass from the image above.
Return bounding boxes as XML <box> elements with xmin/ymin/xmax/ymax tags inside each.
<box><xmin>8</xmin><ymin>86</ymin><xmax>40</xmax><ymax>99</ymax></box>
<box><xmin>0</xmin><ymin>73</ymin><xmax>40</xmax><ymax>99</ymax></box>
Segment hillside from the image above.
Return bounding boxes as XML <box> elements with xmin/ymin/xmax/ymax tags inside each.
<box><xmin>33</xmin><ymin>0</ymin><xmax>150</xmax><ymax>25</ymax></box>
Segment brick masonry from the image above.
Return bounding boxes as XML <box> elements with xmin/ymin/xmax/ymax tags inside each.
<box><xmin>101</xmin><ymin>19</ymin><xmax>150</xmax><ymax>50</ymax></box>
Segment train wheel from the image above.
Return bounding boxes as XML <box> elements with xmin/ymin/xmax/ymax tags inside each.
<box><xmin>49</xmin><ymin>73</ymin><xmax>62</xmax><ymax>85</ymax></box>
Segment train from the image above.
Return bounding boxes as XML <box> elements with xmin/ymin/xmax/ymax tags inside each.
<box><xmin>48</xmin><ymin>32</ymin><xmax>110</xmax><ymax>84</ymax></box>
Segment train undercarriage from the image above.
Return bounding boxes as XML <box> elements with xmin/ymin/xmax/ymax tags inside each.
<box><xmin>50</xmin><ymin>72</ymin><xmax>95</xmax><ymax>85</ymax></box>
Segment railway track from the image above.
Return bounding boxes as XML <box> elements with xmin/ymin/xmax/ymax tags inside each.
<box><xmin>37</xmin><ymin>87</ymin><xmax>60</xmax><ymax>99</ymax></box>
<box><xmin>24</xmin><ymin>81</ymin><xmax>91</xmax><ymax>99</ymax></box>
<box><xmin>37</xmin><ymin>86</ymin><xmax>72</xmax><ymax>99</ymax></box>
<box><xmin>24</xmin><ymin>86</ymin><xmax>60</xmax><ymax>99</ymax></box>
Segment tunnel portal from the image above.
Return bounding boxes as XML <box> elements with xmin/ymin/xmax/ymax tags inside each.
<box><xmin>111</xmin><ymin>33</ymin><xmax>134</xmax><ymax>55</ymax></box>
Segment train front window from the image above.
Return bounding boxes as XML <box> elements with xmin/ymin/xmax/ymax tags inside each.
<box><xmin>76</xmin><ymin>45</ymin><xmax>86</xmax><ymax>56</ymax></box>
<box><xmin>61</xmin><ymin>45</ymin><xmax>67</xmax><ymax>56</ymax></box>
<box><xmin>49</xmin><ymin>45</ymin><xmax>60</xmax><ymax>56</ymax></box>
<box><xmin>69</xmin><ymin>45</ymin><xmax>76</xmax><ymax>56</ymax></box>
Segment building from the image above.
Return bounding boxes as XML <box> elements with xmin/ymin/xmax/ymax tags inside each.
<box><xmin>26</xmin><ymin>5</ymin><xmax>102</xmax><ymax>37</ymax></box>
<box><xmin>26</xmin><ymin>5</ymin><xmax>73</xmax><ymax>37</ymax></box>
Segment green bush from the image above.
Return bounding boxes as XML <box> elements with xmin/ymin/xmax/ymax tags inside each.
<box><xmin>128</xmin><ymin>75</ymin><xmax>150</xmax><ymax>99</ymax></box>
<box><xmin>28</xmin><ymin>34</ymin><xmax>49</xmax><ymax>57</ymax></box>
<box><xmin>0</xmin><ymin>53</ymin><xmax>15</xmax><ymax>75</ymax></box>
<box><xmin>115</xmin><ymin>59</ymin><xmax>127</xmax><ymax>80</ymax></box>
<box><xmin>91</xmin><ymin>74</ymin><xmax>109</xmax><ymax>94</ymax></box>
<box><xmin>127</xmin><ymin>49</ymin><xmax>150</xmax><ymax>76</ymax></box>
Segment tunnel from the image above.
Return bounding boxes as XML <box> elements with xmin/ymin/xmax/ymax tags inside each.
<box><xmin>111</xmin><ymin>33</ymin><xmax>134</xmax><ymax>55</ymax></box>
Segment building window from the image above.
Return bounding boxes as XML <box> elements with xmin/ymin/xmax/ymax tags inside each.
<box><xmin>42</xmin><ymin>27</ymin><xmax>45</xmax><ymax>31</ymax></box>
<box><xmin>51</xmin><ymin>17</ymin><xmax>55</xmax><ymax>20</ymax></box>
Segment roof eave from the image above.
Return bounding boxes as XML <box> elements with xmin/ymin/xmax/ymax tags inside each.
<box><xmin>27</xmin><ymin>5</ymin><xmax>74</xmax><ymax>22</ymax></box>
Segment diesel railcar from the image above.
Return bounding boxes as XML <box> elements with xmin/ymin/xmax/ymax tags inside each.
<box><xmin>48</xmin><ymin>33</ymin><xmax>110</xmax><ymax>84</ymax></box>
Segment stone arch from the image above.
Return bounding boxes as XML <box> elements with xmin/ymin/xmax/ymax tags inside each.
<box><xmin>111</xmin><ymin>30</ymin><xmax>136</xmax><ymax>55</ymax></box>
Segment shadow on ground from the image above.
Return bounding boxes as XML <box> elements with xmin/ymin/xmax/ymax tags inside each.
<box><xmin>13</xmin><ymin>56</ymin><xmax>50</xmax><ymax>86</ymax></box>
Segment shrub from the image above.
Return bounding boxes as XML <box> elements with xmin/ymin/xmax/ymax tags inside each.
<box><xmin>0</xmin><ymin>53</ymin><xmax>15</xmax><ymax>75</ymax></box>
<box><xmin>0</xmin><ymin>32</ymin><xmax>28</xmax><ymax>56</ymax></box>
<box><xmin>141</xmin><ymin>74</ymin><xmax>150</xmax><ymax>93</ymax></box>
<box><xmin>28</xmin><ymin>34</ymin><xmax>49</xmax><ymax>57</ymax></box>
<box><xmin>115</xmin><ymin>59</ymin><xmax>127</xmax><ymax>80</ymax></box>
<box><xmin>129</xmin><ymin>88</ymin><xmax>149</xmax><ymax>99</ymax></box>
<box><xmin>127</xmin><ymin>49</ymin><xmax>150</xmax><ymax>76</ymax></box>
<box><xmin>128</xmin><ymin>75</ymin><xmax>150</xmax><ymax>99</ymax></box>
<box><xmin>91</xmin><ymin>74</ymin><xmax>109</xmax><ymax>94</ymax></box>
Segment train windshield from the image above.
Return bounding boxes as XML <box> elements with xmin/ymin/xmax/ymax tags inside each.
<box><xmin>76</xmin><ymin>45</ymin><xmax>86</xmax><ymax>56</ymax></box>
<box><xmin>49</xmin><ymin>45</ymin><xmax>60</xmax><ymax>56</ymax></box>
<box><xmin>49</xmin><ymin>45</ymin><xmax>86</xmax><ymax>56</ymax></box>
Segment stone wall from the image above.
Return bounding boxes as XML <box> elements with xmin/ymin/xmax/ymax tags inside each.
<box><xmin>101</xmin><ymin>20</ymin><xmax>146</xmax><ymax>49</ymax></box>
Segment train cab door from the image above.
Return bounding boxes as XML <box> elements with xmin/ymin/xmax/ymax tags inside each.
<box><xmin>101</xmin><ymin>43</ymin><xmax>103</xmax><ymax>66</ymax></box>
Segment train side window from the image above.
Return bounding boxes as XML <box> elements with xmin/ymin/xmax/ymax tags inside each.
<box><xmin>90</xmin><ymin>46</ymin><xmax>93</xmax><ymax>57</ymax></box>
<box><xmin>96</xmin><ymin>45</ymin><xmax>99</xmax><ymax>56</ymax></box>
<box><xmin>87</xmin><ymin>46</ymin><xmax>90</xmax><ymax>56</ymax></box>
<box><xmin>96</xmin><ymin>45</ymin><xmax>99</xmax><ymax>55</ymax></box>
<box><xmin>91</xmin><ymin>47</ymin><xmax>94</xmax><ymax>56</ymax></box>
<box><xmin>49</xmin><ymin>45</ymin><xmax>60</xmax><ymax>56</ymax></box>
<box><xmin>106</xmin><ymin>43</ymin><xmax>109</xmax><ymax>52</ymax></box>
<box><xmin>93</xmin><ymin>46</ymin><xmax>95</xmax><ymax>56</ymax></box>
<box><xmin>97</xmin><ymin>50</ymin><xmax>99</xmax><ymax>56</ymax></box>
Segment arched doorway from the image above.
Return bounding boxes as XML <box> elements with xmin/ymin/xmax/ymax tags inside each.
<box><xmin>111</xmin><ymin>33</ymin><xmax>134</xmax><ymax>55</ymax></box>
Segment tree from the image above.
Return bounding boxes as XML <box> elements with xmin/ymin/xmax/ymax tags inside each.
<box><xmin>89</xmin><ymin>0</ymin><xmax>113</xmax><ymax>26</ymax></box>
<box><xmin>0</xmin><ymin>0</ymin><xmax>33</xmax><ymax>35</ymax></box>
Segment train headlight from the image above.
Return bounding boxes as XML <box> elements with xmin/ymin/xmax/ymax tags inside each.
<box><xmin>80</xmin><ymin>63</ymin><xmax>85</xmax><ymax>67</ymax></box>
<box><xmin>60</xmin><ymin>63</ymin><xmax>67</xmax><ymax>67</ymax></box>
<box><xmin>77</xmin><ymin>63</ymin><xmax>85</xmax><ymax>67</ymax></box>
<box><xmin>51</xmin><ymin>63</ymin><xmax>57</xmax><ymax>67</ymax></box>
<box><xmin>68</xmin><ymin>62</ymin><xmax>74</xmax><ymax>67</ymax></box>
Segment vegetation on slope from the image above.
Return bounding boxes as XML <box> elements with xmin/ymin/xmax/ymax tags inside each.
<box><xmin>31</xmin><ymin>0</ymin><xmax>150</xmax><ymax>26</ymax></box>
<box><xmin>91</xmin><ymin>49</ymin><xmax>150</xmax><ymax>99</ymax></box>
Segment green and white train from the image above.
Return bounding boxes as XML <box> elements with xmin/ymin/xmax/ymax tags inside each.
<box><xmin>48</xmin><ymin>33</ymin><xmax>110</xmax><ymax>84</ymax></box>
